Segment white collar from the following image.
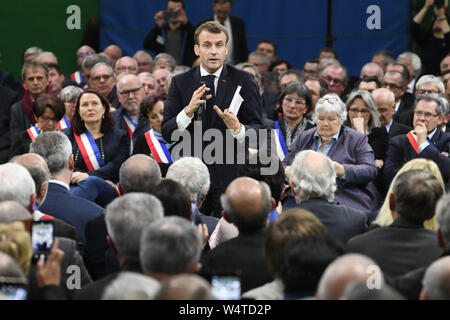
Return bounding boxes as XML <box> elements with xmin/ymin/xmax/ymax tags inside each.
<box><xmin>200</xmin><ymin>65</ymin><xmax>223</xmax><ymax>78</ymax></box>
<box><xmin>49</xmin><ymin>179</ymin><xmax>70</xmax><ymax>191</ymax></box>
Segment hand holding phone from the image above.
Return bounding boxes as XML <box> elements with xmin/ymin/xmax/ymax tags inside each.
<box><xmin>31</xmin><ymin>220</ymin><xmax>54</xmax><ymax>264</ymax></box>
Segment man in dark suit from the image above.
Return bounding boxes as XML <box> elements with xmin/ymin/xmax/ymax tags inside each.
<box><xmin>30</xmin><ymin>132</ymin><xmax>104</xmax><ymax>252</ymax></box>
<box><xmin>198</xmin><ymin>0</ymin><xmax>249</xmax><ymax>65</ymax></box>
<box><xmin>288</xmin><ymin>150</ymin><xmax>367</xmax><ymax>245</ymax></box>
<box><xmin>382</xmin><ymin>70</ymin><xmax>414</xmax><ymax>121</ymax></box>
<box><xmin>0</xmin><ymin>85</ymin><xmax>19</xmax><ymax>163</ymax></box>
<box><xmin>161</xmin><ymin>21</ymin><xmax>263</xmax><ymax>217</ymax></box>
<box><xmin>74</xmin><ymin>193</ymin><xmax>164</xmax><ymax>299</ymax></box>
<box><xmin>384</xmin><ymin>93</ymin><xmax>450</xmax><ymax>186</ymax></box>
<box><xmin>112</xmin><ymin>74</ymin><xmax>149</xmax><ymax>154</ymax></box>
<box><xmin>348</xmin><ymin>170</ymin><xmax>443</xmax><ymax>278</ymax></box>
<box><xmin>200</xmin><ymin>177</ymin><xmax>274</xmax><ymax>293</ymax></box>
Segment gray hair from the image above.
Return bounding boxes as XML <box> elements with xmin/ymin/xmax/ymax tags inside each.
<box><xmin>440</xmin><ymin>96</ymin><xmax>450</xmax><ymax>115</ymax></box>
<box><xmin>165</xmin><ymin>157</ymin><xmax>210</xmax><ymax>205</ymax></box>
<box><xmin>436</xmin><ymin>194</ymin><xmax>450</xmax><ymax>249</ymax></box>
<box><xmin>415</xmin><ymin>75</ymin><xmax>445</xmax><ymax>94</ymax></box>
<box><xmin>322</xmin><ymin>63</ymin><xmax>348</xmax><ymax>84</ymax></box>
<box><xmin>314</xmin><ymin>93</ymin><xmax>347</xmax><ymax>124</ymax></box>
<box><xmin>0</xmin><ymin>201</ymin><xmax>32</xmax><ymax>223</ymax></box>
<box><xmin>415</xmin><ymin>93</ymin><xmax>445</xmax><ymax>115</ymax></box>
<box><xmin>81</xmin><ymin>53</ymin><xmax>111</xmax><ymax>70</ymax></box>
<box><xmin>0</xmin><ymin>163</ymin><xmax>35</xmax><ymax>208</ymax></box>
<box><xmin>119</xmin><ymin>155</ymin><xmax>161</xmax><ymax>194</ymax></box>
<box><xmin>105</xmin><ymin>193</ymin><xmax>164</xmax><ymax>258</ymax></box>
<box><xmin>101</xmin><ymin>271</ymin><xmax>160</xmax><ymax>300</ymax></box>
<box><xmin>37</xmin><ymin>51</ymin><xmax>58</xmax><ymax>64</ymax></box>
<box><xmin>134</xmin><ymin>50</ymin><xmax>153</xmax><ymax>62</ymax></box>
<box><xmin>153</xmin><ymin>53</ymin><xmax>176</xmax><ymax>71</ymax></box>
<box><xmin>115</xmin><ymin>56</ymin><xmax>138</xmax><ymax>73</ymax></box>
<box><xmin>235</xmin><ymin>62</ymin><xmax>261</xmax><ymax>80</ymax></box>
<box><xmin>346</xmin><ymin>89</ymin><xmax>381</xmax><ymax>130</ymax></box>
<box><xmin>289</xmin><ymin>150</ymin><xmax>337</xmax><ymax>202</ymax></box>
<box><xmin>21</xmin><ymin>61</ymin><xmax>48</xmax><ymax>81</ymax></box>
<box><xmin>398</xmin><ymin>52</ymin><xmax>422</xmax><ymax>77</ymax></box>
<box><xmin>360</xmin><ymin>62</ymin><xmax>384</xmax><ymax>80</ymax></box>
<box><xmin>91</xmin><ymin>62</ymin><xmax>115</xmax><ymax>78</ymax></box>
<box><xmin>319</xmin><ymin>58</ymin><xmax>340</xmax><ymax>72</ymax></box>
<box><xmin>58</xmin><ymin>85</ymin><xmax>83</xmax><ymax>102</ymax></box>
<box><xmin>282</xmin><ymin>81</ymin><xmax>313</xmax><ymax>112</ymax></box>
<box><xmin>140</xmin><ymin>216</ymin><xmax>202</xmax><ymax>275</ymax></box>
<box><xmin>138</xmin><ymin>72</ymin><xmax>158</xmax><ymax>92</ymax></box>
<box><xmin>422</xmin><ymin>256</ymin><xmax>450</xmax><ymax>300</ymax></box>
<box><xmin>248</xmin><ymin>51</ymin><xmax>271</xmax><ymax>66</ymax></box>
<box><xmin>23</xmin><ymin>46</ymin><xmax>43</xmax><ymax>61</ymax></box>
<box><xmin>30</xmin><ymin>131</ymin><xmax>73</xmax><ymax>177</ymax></box>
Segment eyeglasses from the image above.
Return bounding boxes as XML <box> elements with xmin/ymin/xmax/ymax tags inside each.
<box><xmin>324</xmin><ymin>76</ymin><xmax>344</xmax><ymax>85</ymax></box>
<box><xmin>116</xmin><ymin>66</ymin><xmax>138</xmax><ymax>72</ymax></box>
<box><xmin>303</xmin><ymin>69</ymin><xmax>317</xmax><ymax>74</ymax></box>
<box><xmin>119</xmin><ymin>86</ymin><xmax>142</xmax><ymax>96</ymax></box>
<box><xmin>283</xmin><ymin>96</ymin><xmax>306</xmax><ymax>106</ymax></box>
<box><xmin>414</xmin><ymin>110</ymin><xmax>440</xmax><ymax>120</ymax></box>
<box><xmin>378</xmin><ymin>108</ymin><xmax>390</xmax><ymax>113</ymax></box>
<box><xmin>317</xmin><ymin>96</ymin><xmax>339</xmax><ymax>105</ymax></box>
<box><xmin>78</xmin><ymin>51</ymin><xmax>94</xmax><ymax>58</ymax></box>
<box><xmin>155</xmin><ymin>60</ymin><xmax>172</xmax><ymax>67</ymax></box>
<box><xmin>91</xmin><ymin>74</ymin><xmax>112</xmax><ymax>82</ymax></box>
<box><xmin>39</xmin><ymin>116</ymin><xmax>58</xmax><ymax>123</ymax></box>
<box><xmin>382</xmin><ymin>82</ymin><xmax>403</xmax><ymax>90</ymax></box>
<box><xmin>417</xmin><ymin>89</ymin><xmax>440</xmax><ymax>95</ymax></box>
<box><xmin>349</xmin><ymin>108</ymin><xmax>370</xmax><ymax>115</ymax></box>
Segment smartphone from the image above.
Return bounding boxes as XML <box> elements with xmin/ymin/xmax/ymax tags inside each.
<box><xmin>31</xmin><ymin>220</ymin><xmax>54</xmax><ymax>264</ymax></box>
<box><xmin>0</xmin><ymin>283</ymin><xmax>27</xmax><ymax>300</ymax></box>
<box><xmin>211</xmin><ymin>274</ymin><xmax>242</xmax><ymax>300</ymax></box>
<box><xmin>163</xmin><ymin>10</ymin><xmax>178</xmax><ymax>20</ymax></box>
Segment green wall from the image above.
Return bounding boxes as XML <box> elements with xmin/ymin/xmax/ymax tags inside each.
<box><xmin>0</xmin><ymin>0</ymin><xmax>99</xmax><ymax>80</ymax></box>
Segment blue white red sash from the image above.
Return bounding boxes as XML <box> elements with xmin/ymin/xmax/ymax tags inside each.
<box><xmin>406</xmin><ymin>130</ymin><xmax>436</xmax><ymax>155</ymax></box>
<box><xmin>26</xmin><ymin>125</ymin><xmax>40</xmax><ymax>141</ymax></box>
<box><xmin>273</xmin><ymin>121</ymin><xmax>288</xmax><ymax>161</ymax></box>
<box><xmin>144</xmin><ymin>129</ymin><xmax>173</xmax><ymax>164</ymax></box>
<box><xmin>58</xmin><ymin>116</ymin><xmax>71</xmax><ymax>131</ymax></box>
<box><xmin>70</xmin><ymin>70</ymin><xmax>84</xmax><ymax>85</ymax></box>
<box><xmin>73</xmin><ymin>130</ymin><xmax>104</xmax><ymax>171</ymax></box>
<box><xmin>123</xmin><ymin>114</ymin><xmax>137</xmax><ymax>140</ymax></box>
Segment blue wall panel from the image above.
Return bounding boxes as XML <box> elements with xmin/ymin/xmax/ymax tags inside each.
<box><xmin>100</xmin><ymin>0</ymin><xmax>409</xmax><ymax>76</ymax></box>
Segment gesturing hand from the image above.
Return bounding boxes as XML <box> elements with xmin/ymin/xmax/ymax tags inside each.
<box><xmin>154</xmin><ymin>10</ymin><xmax>165</xmax><ymax>28</ymax></box>
<box><xmin>36</xmin><ymin>239</ymin><xmax>64</xmax><ymax>288</ymax></box>
<box><xmin>185</xmin><ymin>84</ymin><xmax>211</xmax><ymax>118</ymax></box>
<box><xmin>213</xmin><ymin>106</ymin><xmax>242</xmax><ymax>132</ymax></box>
<box><xmin>413</xmin><ymin>122</ymin><xmax>428</xmax><ymax>145</ymax></box>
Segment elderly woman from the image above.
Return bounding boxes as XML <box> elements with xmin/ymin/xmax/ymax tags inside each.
<box><xmin>10</xmin><ymin>93</ymin><xmax>65</xmax><ymax>158</ymax></box>
<box><xmin>265</xmin><ymin>82</ymin><xmax>315</xmax><ymax>159</ymax></box>
<box><xmin>283</xmin><ymin>93</ymin><xmax>380</xmax><ymax>221</ymax></box>
<box><xmin>133</xmin><ymin>94</ymin><xmax>172</xmax><ymax>176</ymax></box>
<box><xmin>64</xmin><ymin>89</ymin><xmax>129</xmax><ymax>183</ymax></box>
<box><xmin>345</xmin><ymin>90</ymin><xmax>387</xmax><ymax>169</ymax></box>
<box><xmin>58</xmin><ymin>85</ymin><xmax>83</xmax><ymax>130</ymax></box>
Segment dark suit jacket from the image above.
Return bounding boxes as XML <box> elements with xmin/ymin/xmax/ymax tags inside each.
<box><xmin>40</xmin><ymin>214</ymin><xmax>78</xmax><ymax>243</ymax></box>
<box><xmin>297</xmin><ymin>198</ymin><xmax>367</xmax><ymax>245</ymax></box>
<box><xmin>0</xmin><ymin>85</ymin><xmax>19</xmax><ymax>163</ymax></box>
<box><xmin>161</xmin><ymin>64</ymin><xmax>263</xmax><ymax>204</ymax></box>
<box><xmin>384</xmin><ymin>129</ymin><xmax>450</xmax><ymax>186</ymax></box>
<box><xmin>198</xmin><ymin>16</ymin><xmax>249</xmax><ymax>64</ymax></box>
<box><xmin>200</xmin><ymin>228</ymin><xmax>273</xmax><ymax>293</ymax></box>
<box><xmin>64</xmin><ymin>127</ymin><xmax>130</xmax><ymax>182</ymax></box>
<box><xmin>283</xmin><ymin>126</ymin><xmax>380</xmax><ymax>220</ymax></box>
<box><xmin>393</xmin><ymin>92</ymin><xmax>415</xmax><ymax>123</ymax></box>
<box><xmin>112</xmin><ymin>107</ymin><xmax>150</xmax><ymax>152</ymax></box>
<box><xmin>10</xmin><ymin>100</ymin><xmax>31</xmax><ymax>146</ymax></box>
<box><xmin>39</xmin><ymin>182</ymin><xmax>104</xmax><ymax>249</ymax></box>
<box><xmin>397</xmin><ymin>109</ymin><xmax>414</xmax><ymax>128</ymax></box>
<box><xmin>388</xmin><ymin>121</ymin><xmax>412</xmax><ymax>139</ymax></box>
<box><xmin>347</xmin><ymin>217</ymin><xmax>441</xmax><ymax>277</ymax></box>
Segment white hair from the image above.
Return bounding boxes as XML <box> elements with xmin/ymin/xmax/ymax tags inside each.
<box><xmin>0</xmin><ymin>163</ymin><xmax>36</xmax><ymax>208</ymax></box>
<box><xmin>416</xmin><ymin>75</ymin><xmax>445</xmax><ymax>93</ymax></box>
<box><xmin>422</xmin><ymin>256</ymin><xmax>450</xmax><ymax>300</ymax></box>
<box><xmin>436</xmin><ymin>194</ymin><xmax>450</xmax><ymax>249</ymax></box>
<box><xmin>102</xmin><ymin>272</ymin><xmax>160</xmax><ymax>300</ymax></box>
<box><xmin>313</xmin><ymin>93</ymin><xmax>347</xmax><ymax>124</ymax></box>
<box><xmin>398</xmin><ymin>51</ymin><xmax>422</xmax><ymax>77</ymax></box>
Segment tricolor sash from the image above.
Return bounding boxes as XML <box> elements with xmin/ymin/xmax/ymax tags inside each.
<box><xmin>70</xmin><ymin>70</ymin><xmax>84</xmax><ymax>85</ymax></box>
<box><xmin>73</xmin><ymin>130</ymin><xmax>104</xmax><ymax>171</ymax></box>
<box><xmin>58</xmin><ymin>116</ymin><xmax>71</xmax><ymax>131</ymax></box>
<box><xmin>26</xmin><ymin>125</ymin><xmax>40</xmax><ymax>141</ymax></box>
<box><xmin>406</xmin><ymin>130</ymin><xmax>436</xmax><ymax>155</ymax></box>
<box><xmin>144</xmin><ymin>129</ymin><xmax>173</xmax><ymax>164</ymax></box>
<box><xmin>123</xmin><ymin>113</ymin><xmax>137</xmax><ymax>140</ymax></box>
<box><xmin>273</xmin><ymin>121</ymin><xmax>288</xmax><ymax>161</ymax></box>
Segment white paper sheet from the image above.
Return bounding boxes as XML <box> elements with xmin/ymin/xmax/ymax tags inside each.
<box><xmin>228</xmin><ymin>85</ymin><xmax>243</xmax><ymax>115</ymax></box>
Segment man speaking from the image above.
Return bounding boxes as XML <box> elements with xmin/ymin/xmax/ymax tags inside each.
<box><xmin>162</xmin><ymin>21</ymin><xmax>263</xmax><ymax>217</ymax></box>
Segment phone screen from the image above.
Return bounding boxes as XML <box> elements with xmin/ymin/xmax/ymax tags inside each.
<box><xmin>31</xmin><ymin>221</ymin><xmax>54</xmax><ymax>263</ymax></box>
<box><xmin>211</xmin><ymin>275</ymin><xmax>241</xmax><ymax>300</ymax></box>
<box><xmin>0</xmin><ymin>285</ymin><xmax>27</xmax><ymax>300</ymax></box>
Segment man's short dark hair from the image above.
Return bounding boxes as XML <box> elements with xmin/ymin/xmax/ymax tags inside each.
<box><xmin>21</xmin><ymin>61</ymin><xmax>48</xmax><ymax>81</ymax></box>
<box><xmin>168</xmin><ymin>0</ymin><xmax>185</xmax><ymax>9</ymax></box>
<box><xmin>257</xmin><ymin>40</ymin><xmax>277</xmax><ymax>55</ymax></box>
<box><xmin>354</xmin><ymin>76</ymin><xmax>381</xmax><ymax>90</ymax></box>
<box><xmin>45</xmin><ymin>63</ymin><xmax>62</xmax><ymax>75</ymax></box>
<box><xmin>318</xmin><ymin>47</ymin><xmax>339</xmax><ymax>60</ymax></box>
<box><xmin>306</xmin><ymin>77</ymin><xmax>329</xmax><ymax>97</ymax></box>
<box><xmin>387</xmin><ymin>61</ymin><xmax>411</xmax><ymax>83</ymax></box>
<box><xmin>214</xmin><ymin>0</ymin><xmax>232</xmax><ymax>4</ymax></box>
<box><xmin>261</xmin><ymin>71</ymin><xmax>279</xmax><ymax>90</ymax></box>
<box><xmin>279</xmin><ymin>69</ymin><xmax>303</xmax><ymax>83</ymax></box>
<box><xmin>194</xmin><ymin>21</ymin><xmax>228</xmax><ymax>45</ymax></box>
<box><xmin>392</xmin><ymin>170</ymin><xmax>443</xmax><ymax>223</ymax></box>
<box><xmin>269</xmin><ymin>59</ymin><xmax>292</xmax><ymax>72</ymax></box>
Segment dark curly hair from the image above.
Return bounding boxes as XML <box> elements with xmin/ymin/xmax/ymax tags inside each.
<box><xmin>139</xmin><ymin>94</ymin><xmax>167</xmax><ymax>120</ymax></box>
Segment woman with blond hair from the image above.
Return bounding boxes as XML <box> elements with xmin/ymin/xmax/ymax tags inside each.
<box><xmin>0</xmin><ymin>222</ymin><xmax>32</xmax><ymax>275</ymax></box>
<box><xmin>373</xmin><ymin>158</ymin><xmax>446</xmax><ymax>230</ymax></box>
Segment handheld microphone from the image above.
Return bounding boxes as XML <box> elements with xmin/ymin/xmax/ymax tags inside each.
<box><xmin>199</xmin><ymin>76</ymin><xmax>210</xmax><ymax>121</ymax></box>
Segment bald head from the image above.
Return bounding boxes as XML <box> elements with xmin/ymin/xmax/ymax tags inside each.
<box><xmin>155</xmin><ymin>274</ymin><xmax>214</xmax><ymax>300</ymax></box>
<box><xmin>115</xmin><ymin>56</ymin><xmax>138</xmax><ymax>75</ymax></box>
<box><xmin>421</xmin><ymin>256</ymin><xmax>450</xmax><ymax>300</ymax></box>
<box><xmin>371</xmin><ymin>88</ymin><xmax>396</xmax><ymax>126</ymax></box>
<box><xmin>103</xmin><ymin>45</ymin><xmax>123</xmax><ymax>70</ymax></box>
<box><xmin>0</xmin><ymin>201</ymin><xmax>32</xmax><ymax>223</ymax></box>
<box><xmin>221</xmin><ymin>177</ymin><xmax>271</xmax><ymax>233</ymax></box>
<box><xmin>317</xmin><ymin>254</ymin><xmax>383</xmax><ymax>300</ymax></box>
<box><xmin>119</xmin><ymin>155</ymin><xmax>161</xmax><ymax>194</ymax></box>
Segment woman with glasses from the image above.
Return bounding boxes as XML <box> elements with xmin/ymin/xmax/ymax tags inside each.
<box><xmin>283</xmin><ymin>93</ymin><xmax>380</xmax><ymax>222</ymax></box>
<box><xmin>10</xmin><ymin>94</ymin><xmax>65</xmax><ymax>158</ymax></box>
<box><xmin>264</xmin><ymin>82</ymin><xmax>315</xmax><ymax>160</ymax></box>
<box><xmin>63</xmin><ymin>89</ymin><xmax>129</xmax><ymax>184</ymax></box>
<box><xmin>58</xmin><ymin>86</ymin><xmax>83</xmax><ymax>130</ymax></box>
<box><xmin>345</xmin><ymin>90</ymin><xmax>387</xmax><ymax>170</ymax></box>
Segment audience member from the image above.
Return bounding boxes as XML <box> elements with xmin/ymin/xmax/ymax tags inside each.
<box><xmin>133</xmin><ymin>51</ymin><xmax>153</xmax><ymax>74</ymax></box>
<box><xmin>256</xmin><ymin>40</ymin><xmax>277</xmax><ymax>63</ymax></box>
<box><xmin>103</xmin><ymin>45</ymin><xmax>123</xmax><ymax>71</ymax></box>
<box><xmin>155</xmin><ymin>273</ymin><xmax>214</xmax><ymax>300</ymax></box>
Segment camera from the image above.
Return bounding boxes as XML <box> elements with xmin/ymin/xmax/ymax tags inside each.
<box><xmin>435</xmin><ymin>0</ymin><xmax>445</xmax><ymax>9</ymax></box>
<box><xmin>31</xmin><ymin>220</ymin><xmax>54</xmax><ymax>264</ymax></box>
<box><xmin>163</xmin><ymin>10</ymin><xmax>178</xmax><ymax>20</ymax></box>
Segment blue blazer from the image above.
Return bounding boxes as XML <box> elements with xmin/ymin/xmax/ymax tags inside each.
<box><xmin>39</xmin><ymin>182</ymin><xmax>104</xmax><ymax>248</ymax></box>
<box><xmin>64</xmin><ymin>127</ymin><xmax>130</xmax><ymax>182</ymax></box>
<box><xmin>283</xmin><ymin>126</ymin><xmax>380</xmax><ymax>220</ymax></box>
<box><xmin>384</xmin><ymin>129</ymin><xmax>450</xmax><ymax>186</ymax></box>
<box><xmin>162</xmin><ymin>64</ymin><xmax>263</xmax><ymax>192</ymax></box>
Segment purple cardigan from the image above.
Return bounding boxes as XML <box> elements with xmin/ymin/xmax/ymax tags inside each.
<box><xmin>283</xmin><ymin>126</ymin><xmax>380</xmax><ymax>221</ymax></box>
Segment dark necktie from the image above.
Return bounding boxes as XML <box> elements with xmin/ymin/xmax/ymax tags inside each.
<box><xmin>203</xmin><ymin>74</ymin><xmax>216</xmax><ymax>128</ymax></box>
